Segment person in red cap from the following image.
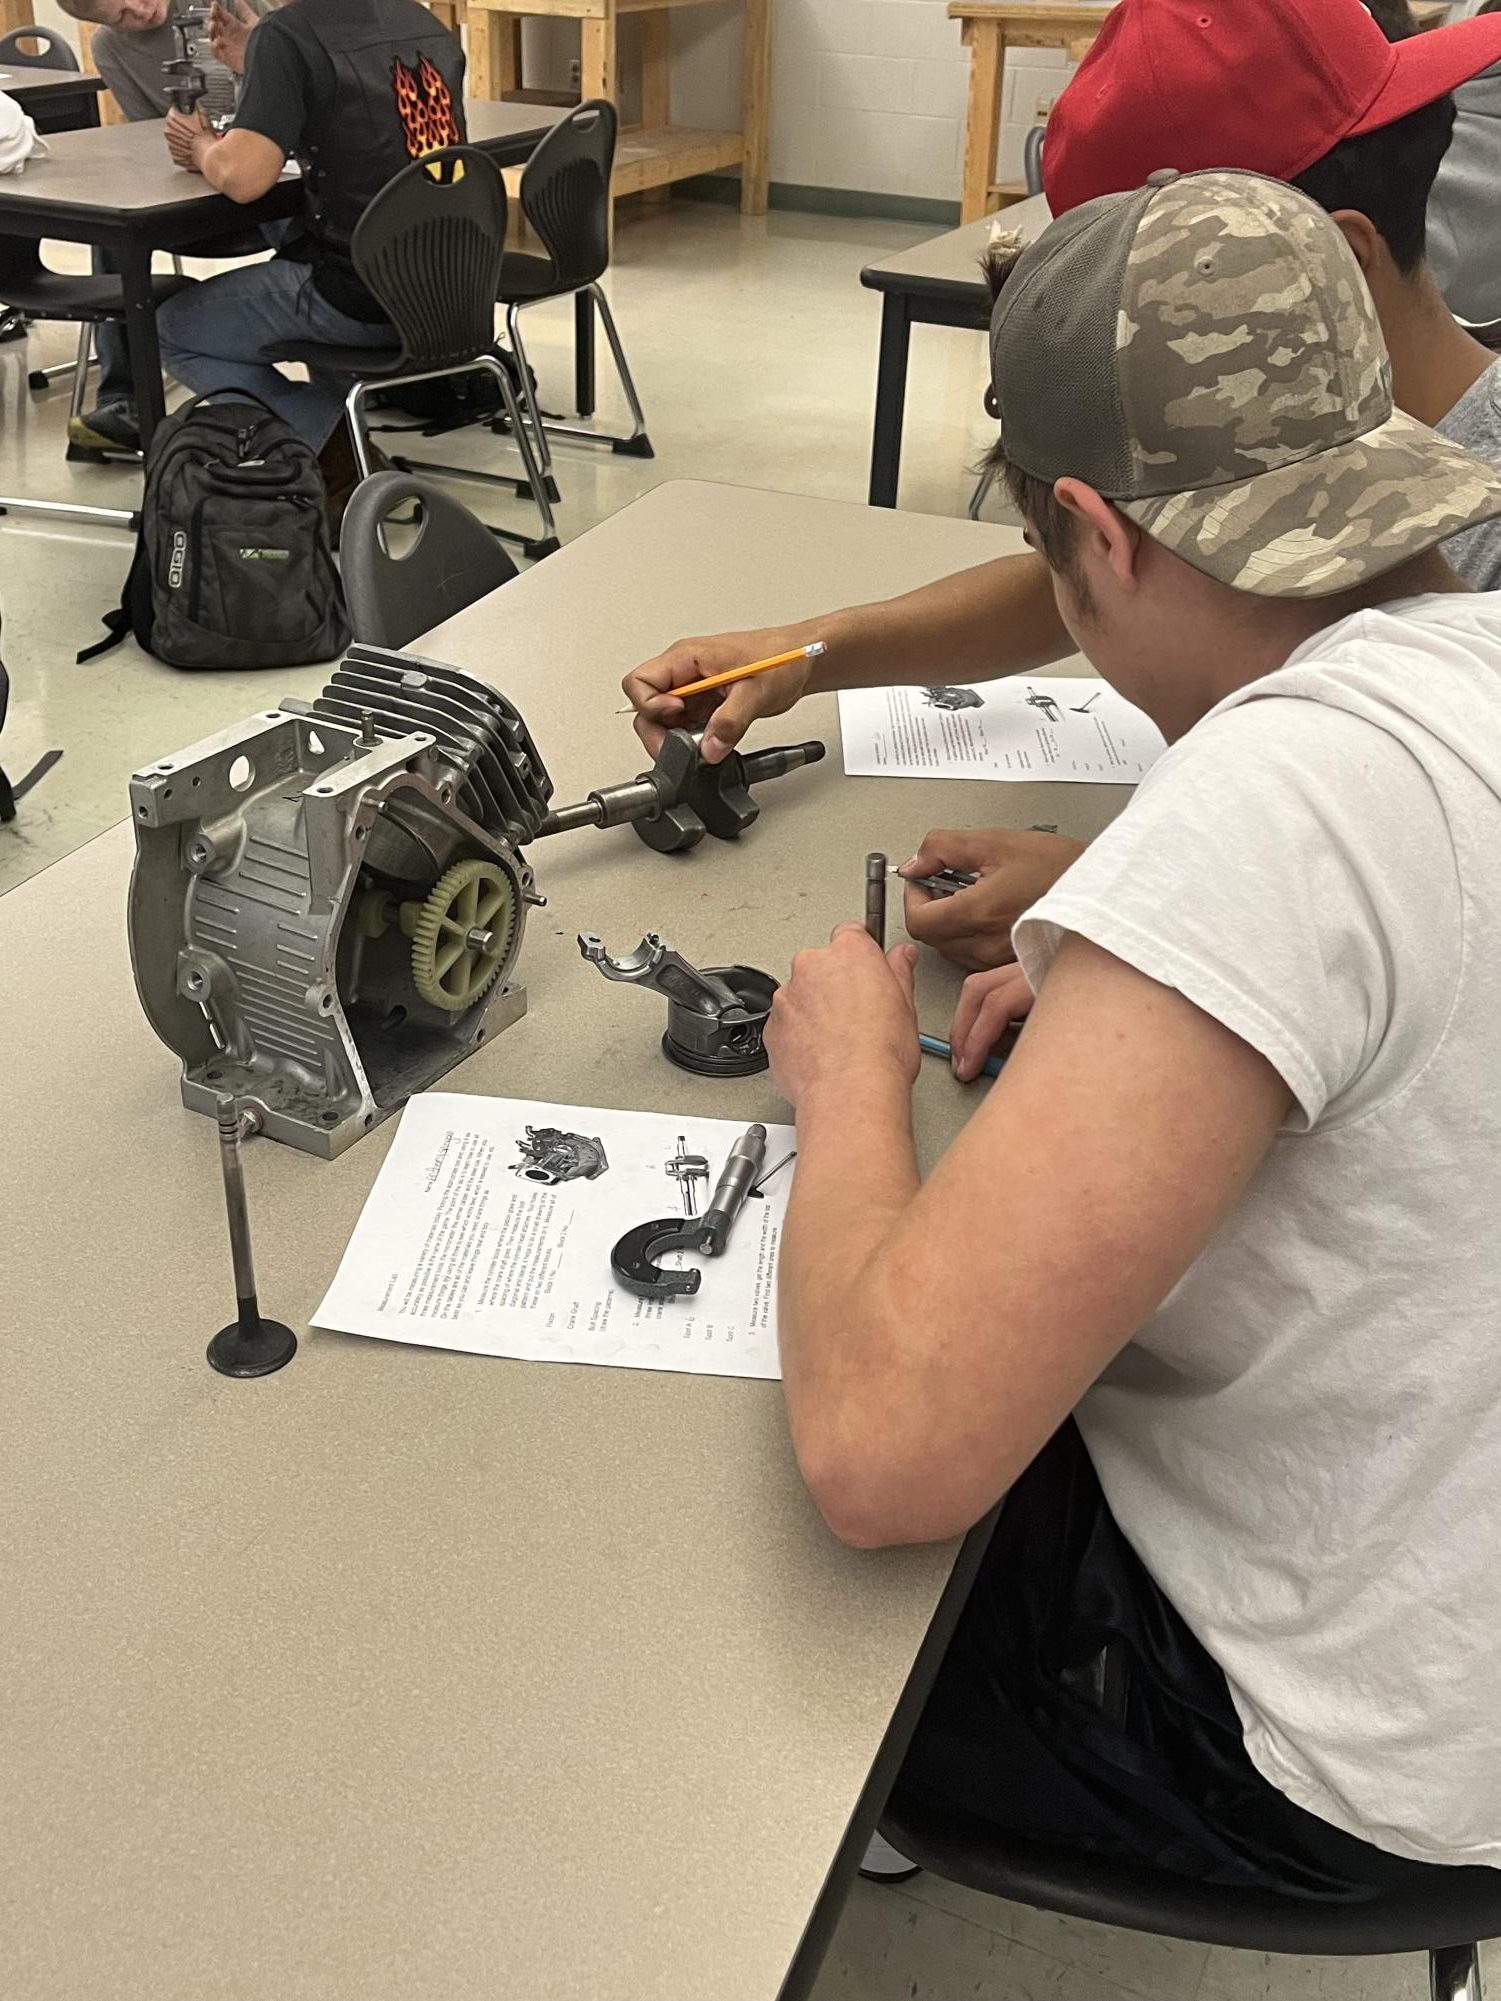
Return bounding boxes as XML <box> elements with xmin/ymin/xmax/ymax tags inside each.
<box><xmin>620</xmin><ymin>0</ymin><xmax>1501</xmax><ymax>968</ymax></box>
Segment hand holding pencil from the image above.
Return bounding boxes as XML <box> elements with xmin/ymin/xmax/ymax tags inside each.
<box><xmin>620</xmin><ymin>626</ymin><xmax>828</xmax><ymax>765</ymax></box>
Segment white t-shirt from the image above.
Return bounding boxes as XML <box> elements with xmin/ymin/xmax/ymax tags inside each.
<box><xmin>1013</xmin><ymin>593</ymin><xmax>1501</xmax><ymax>1868</ymax></box>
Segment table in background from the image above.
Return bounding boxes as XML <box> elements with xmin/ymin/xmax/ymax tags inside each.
<box><xmin>0</xmin><ymin>100</ymin><xmax>561</xmax><ymax>461</ymax></box>
<box><xmin>0</xmin><ymin>64</ymin><xmax>103</xmax><ymax>131</ymax></box>
<box><xmin>465</xmin><ymin>0</ymin><xmax>771</xmax><ymax>217</ymax></box>
<box><xmin>1</xmin><ymin>481</ymin><xmax>1126</xmax><ymax>2001</ymax></box>
<box><xmin>860</xmin><ymin>191</ymin><xmax>1048</xmax><ymax>508</ymax></box>
<box><xmin>947</xmin><ymin>2</ymin><xmax>1108</xmax><ymax>223</ymax></box>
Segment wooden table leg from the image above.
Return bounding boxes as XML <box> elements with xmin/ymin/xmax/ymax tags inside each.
<box><xmin>117</xmin><ymin>235</ymin><xmax>166</xmax><ymax>453</ymax></box>
<box><xmin>740</xmin><ymin>0</ymin><xmax>771</xmax><ymax>215</ymax></box>
<box><xmin>467</xmin><ymin>5</ymin><xmax>521</xmax><ymax>99</ymax></box>
<box><xmin>638</xmin><ymin>8</ymin><xmax>670</xmax><ymax>205</ymax></box>
<box><xmin>581</xmin><ymin>10</ymin><xmax>616</xmax><ymax>224</ymax></box>
<box><xmin>580</xmin><ymin>11</ymin><xmax>616</xmax><ymax>102</ymax></box>
<box><xmin>959</xmin><ymin>18</ymin><xmax>1004</xmax><ymax>225</ymax></box>
<box><xmin>868</xmin><ymin>293</ymin><xmax>911</xmax><ymax>508</ymax></box>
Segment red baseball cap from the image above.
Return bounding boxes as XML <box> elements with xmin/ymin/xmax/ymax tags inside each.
<box><xmin>1045</xmin><ymin>0</ymin><xmax>1501</xmax><ymax>215</ymax></box>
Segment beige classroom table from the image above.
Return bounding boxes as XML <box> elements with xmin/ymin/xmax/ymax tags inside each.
<box><xmin>860</xmin><ymin>191</ymin><xmax>1050</xmax><ymax>507</ymax></box>
<box><xmin>0</xmin><ymin>480</ymin><xmax>1124</xmax><ymax>2001</ymax></box>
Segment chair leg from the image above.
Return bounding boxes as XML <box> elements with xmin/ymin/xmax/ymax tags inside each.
<box><xmin>345</xmin><ymin>380</ymin><xmax>375</xmax><ymax>480</ymax></box>
<box><xmin>68</xmin><ymin>323</ymin><xmax>94</xmax><ymax>424</ymax></box>
<box><xmin>28</xmin><ymin>324</ymin><xmax>93</xmax><ymax>394</ymax></box>
<box><xmin>504</xmin><ymin>284</ymin><xmax>653</xmax><ymax>459</ymax></box>
<box><xmin>589</xmin><ymin>283</ymin><xmax>653</xmax><ymax>456</ymax></box>
<box><xmin>476</xmin><ymin>352</ymin><xmax>559</xmax><ymax>556</ymax></box>
<box><xmin>370</xmin><ymin>359</ymin><xmax>561</xmax><ymax>557</ymax></box>
<box><xmin>504</xmin><ymin>305</ymin><xmax>554</xmax><ymax>479</ymax></box>
<box><xmin>967</xmin><ymin>467</ymin><xmax>995</xmax><ymax>521</ymax></box>
<box><xmin>1431</xmin><ymin>1944</ymin><xmax>1483</xmax><ymax>2001</ymax></box>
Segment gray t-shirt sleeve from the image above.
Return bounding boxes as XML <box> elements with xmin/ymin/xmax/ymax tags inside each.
<box><xmin>88</xmin><ymin>19</ymin><xmax>175</xmax><ymax>122</ymax></box>
<box><xmin>1435</xmin><ymin>359</ymin><xmax>1501</xmax><ymax>592</ymax></box>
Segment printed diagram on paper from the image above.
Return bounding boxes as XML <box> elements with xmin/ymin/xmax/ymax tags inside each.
<box><xmin>838</xmin><ymin>676</ymin><xmax>1166</xmax><ymax>785</ymax></box>
<box><xmin>313</xmin><ymin>1094</ymin><xmax>795</xmax><ymax>1380</ymax></box>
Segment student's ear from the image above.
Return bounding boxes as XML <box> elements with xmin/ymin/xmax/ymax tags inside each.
<box><xmin>1053</xmin><ymin>479</ymin><xmax>1141</xmax><ymax>588</ymax></box>
<box><xmin>1329</xmin><ymin>208</ymin><xmax>1385</xmax><ymax>277</ymax></box>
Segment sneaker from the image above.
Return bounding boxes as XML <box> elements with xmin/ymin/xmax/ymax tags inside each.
<box><xmin>858</xmin><ymin>1832</ymin><xmax>921</xmax><ymax>1883</ymax></box>
<box><xmin>68</xmin><ymin>400</ymin><xmax>141</xmax><ymax>453</ymax></box>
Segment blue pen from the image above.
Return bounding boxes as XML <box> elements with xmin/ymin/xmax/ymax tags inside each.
<box><xmin>919</xmin><ymin>1032</ymin><xmax>1005</xmax><ymax>1081</ymax></box>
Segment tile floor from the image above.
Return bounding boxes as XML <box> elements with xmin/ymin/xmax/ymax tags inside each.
<box><xmin>0</xmin><ymin>199</ymin><xmax>1479</xmax><ymax>2001</ymax></box>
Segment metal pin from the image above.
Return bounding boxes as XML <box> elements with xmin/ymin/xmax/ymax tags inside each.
<box><xmin>865</xmin><ymin>851</ymin><xmax>888</xmax><ymax>949</ymax></box>
<box><xmin>206</xmin><ymin>1094</ymin><xmax>298</xmax><ymax>1379</ymax></box>
<box><xmin>358</xmin><ymin>710</ymin><xmax>377</xmax><ymax>747</ymax></box>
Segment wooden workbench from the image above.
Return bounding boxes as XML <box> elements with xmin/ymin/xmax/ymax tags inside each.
<box><xmin>947</xmin><ymin>1</ymin><xmax>1109</xmax><ymax>223</ymax></box>
<box><xmin>464</xmin><ymin>0</ymin><xmax>772</xmax><ymax>212</ymax></box>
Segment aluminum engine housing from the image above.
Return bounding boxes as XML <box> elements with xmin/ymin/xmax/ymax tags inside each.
<box><xmin>127</xmin><ymin>649</ymin><xmax>552</xmax><ymax>1158</ymax></box>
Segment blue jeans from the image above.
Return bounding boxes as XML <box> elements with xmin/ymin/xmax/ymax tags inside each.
<box><xmin>155</xmin><ymin>255</ymin><xmax>395</xmax><ymax>448</ymax></box>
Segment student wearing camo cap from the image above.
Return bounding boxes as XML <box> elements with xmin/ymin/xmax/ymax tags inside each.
<box><xmin>765</xmin><ymin>167</ymin><xmax>1501</xmax><ymax>1893</ymax></box>
<box><xmin>621</xmin><ymin>0</ymin><xmax>1501</xmax><ymax>973</ymax></box>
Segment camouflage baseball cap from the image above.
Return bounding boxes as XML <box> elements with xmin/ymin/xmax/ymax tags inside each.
<box><xmin>988</xmin><ymin>168</ymin><xmax>1501</xmax><ymax>598</ymax></box>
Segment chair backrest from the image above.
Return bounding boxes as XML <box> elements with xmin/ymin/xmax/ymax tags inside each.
<box><xmin>1023</xmin><ymin>124</ymin><xmax>1045</xmax><ymax>199</ymax></box>
<box><xmin>351</xmin><ymin>146</ymin><xmax>508</xmax><ymax>373</ymax></box>
<box><xmin>519</xmin><ymin>100</ymin><xmax>616</xmax><ymax>293</ymax></box>
<box><xmin>340</xmin><ymin>470</ymin><xmax>518</xmax><ymax>648</ymax></box>
<box><xmin>0</xmin><ymin>26</ymin><xmax>80</xmax><ymax>69</ymax></box>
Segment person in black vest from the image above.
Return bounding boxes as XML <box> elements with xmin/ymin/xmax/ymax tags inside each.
<box><xmin>156</xmin><ymin>0</ymin><xmax>465</xmax><ymax>502</ymax></box>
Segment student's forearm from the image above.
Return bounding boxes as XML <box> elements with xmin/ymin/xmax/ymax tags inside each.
<box><xmin>777</xmin><ymin>1076</ymin><xmax>925</xmax><ymax>1544</ymax></box>
<box><xmin>809</xmin><ymin>551</ymin><xmax>1070</xmax><ymax>694</ymax></box>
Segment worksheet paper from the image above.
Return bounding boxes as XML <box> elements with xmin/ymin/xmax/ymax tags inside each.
<box><xmin>838</xmin><ymin>676</ymin><xmax>1165</xmax><ymax>785</ymax></box>
<box><xmin>313</xmin><ymin>1093</ymin><xmax>796</xmax><ymax>1381</ymax></box>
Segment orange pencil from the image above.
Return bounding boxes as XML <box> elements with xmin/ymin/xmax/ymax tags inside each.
<box><xmin>616</xmin><ymin>640</ymin><xmax>826</xmax><ymax>714</ymax></box>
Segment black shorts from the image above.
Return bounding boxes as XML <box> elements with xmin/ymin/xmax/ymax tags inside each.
<box><xmin>895</xmin><ymin>1421</ymin><xmax>1436</xmax><ymax>1900</ymax></box>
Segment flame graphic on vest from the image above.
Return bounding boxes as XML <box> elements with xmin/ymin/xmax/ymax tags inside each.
<box><xmin>392</xmin><ymin>53</ymin><xmax>460</xmax><ymax>159</ymax></box>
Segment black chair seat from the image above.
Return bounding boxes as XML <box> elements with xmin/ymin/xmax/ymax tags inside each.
<box><xmin>496</xmin><ymin>250</ymin><xmax>561</xmax><ymax>303</ymax></box>
<box><xmin>881</xmin><ymin>1788</ymin><xmax>1501</xmax><ymax>1959</ymax></box>
<box><xmin>267</xmin><ymin>338</ymin><xmax>404</xmax><ymax>375</ymax></box>
<box><xmin>0</xmin><ymin>269</ymin><xmax>187</xmax><ymax>322</ymax></box>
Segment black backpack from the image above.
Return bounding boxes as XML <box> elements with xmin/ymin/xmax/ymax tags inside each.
<box><xmin>80</xmin><ymin>392</ymin><xmax>349</xmax><ymax>671</ymax></box>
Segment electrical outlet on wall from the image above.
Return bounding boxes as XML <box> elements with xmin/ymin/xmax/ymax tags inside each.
<box><xmin>569</xmin><ymin>56</ymin><xmax>582</xmax><ymax>90</ymax></box>
<box><xmin>1033</xmin><ymin>92</ymin><xmax>1057</xmax><ymax>121</ymax></box>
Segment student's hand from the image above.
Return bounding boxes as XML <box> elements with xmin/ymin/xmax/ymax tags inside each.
<box><xmin>165</xmin><ymin>107</ymin><xmax>212</xmax><ymax>172</ymax></box>
<box><xmin>766</xmin><ymin>929</ymin><xmax>921</xmax><ymax>1108</ymax></box>
<box><xmin>621</xmin><ymin>625</ymin><xmax>821</xmax><ymax>765</ymax></box>
<box><xmin>948</xmin><ymin>964</ymin><xmax>1035</xmax><ymax>1082</ymax></box>
<box><xmin>210</xmin><ymin>0</ymin><xmax>257</xmax><ymax>74</ymax></box>
<box><xmin>900</xmin><ymin>827</ymin><xmax>1085</xmax><ymax>974</ymax></box>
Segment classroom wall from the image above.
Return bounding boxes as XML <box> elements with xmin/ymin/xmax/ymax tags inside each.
<box><xmin>665</xmin><ymin>0</ymin><xmax>1083</xmax><ymax>207</ymax></box>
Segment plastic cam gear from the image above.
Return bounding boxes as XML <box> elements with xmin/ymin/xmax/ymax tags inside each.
<box><xmin>408</xmin><ymin>858</ymin><xmax>518</xmax><ymax>1012</ymax></box>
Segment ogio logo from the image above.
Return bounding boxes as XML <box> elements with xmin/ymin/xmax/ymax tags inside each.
<box><xmin>238</xmin><ymin>548</ymin><xmax>291</xmax><ymax>562</ymax></box>
<box><xmin>167</xmin><ymin>529</ymin><xmax>187</xmax><ymax>589</ymax></box>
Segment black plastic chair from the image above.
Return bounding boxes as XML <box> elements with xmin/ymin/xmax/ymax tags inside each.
<box><xmin>1023</xmin><ymin>123</ymin><xmax>1045</xmax><ymax>199</ymax></box>
<box><xmin>494</xmin><ymin>100</ymin><xmax>652</xmax><ymax>472</ymax></box>
<box><xmin>0</xmin><ymin>25</ymin><xmax>80</xmax><ymax>68</ymax></box>
<box><xmin>0</xmin><ymin>236</ymin><xmax>186</xmax><ymax>438</ymax></box>
<box><xmin>881</xmin><ymin>1785</ymin><xmax>1501</xmax><ymax>2001</ymax></box>
<box><xmin>268</xmin><ymin>145</ymin><xmax>558</xmax><ymax>559</ymax></box>
<box><xmin>340</xmin><ymin>469</ymin><xmax>517</xmax><ymax>647</ymax></box>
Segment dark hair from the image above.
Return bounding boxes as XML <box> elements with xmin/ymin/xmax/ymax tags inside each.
<box><xmin>1292</xmin><ymin>93</ymin><xmax>1456</xmax><ymax>274</ymax></box>
<box><xmin>1361</xmin><ymin>0</ymin><xmax>1419</xmax><ymax>40</ymax></box>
